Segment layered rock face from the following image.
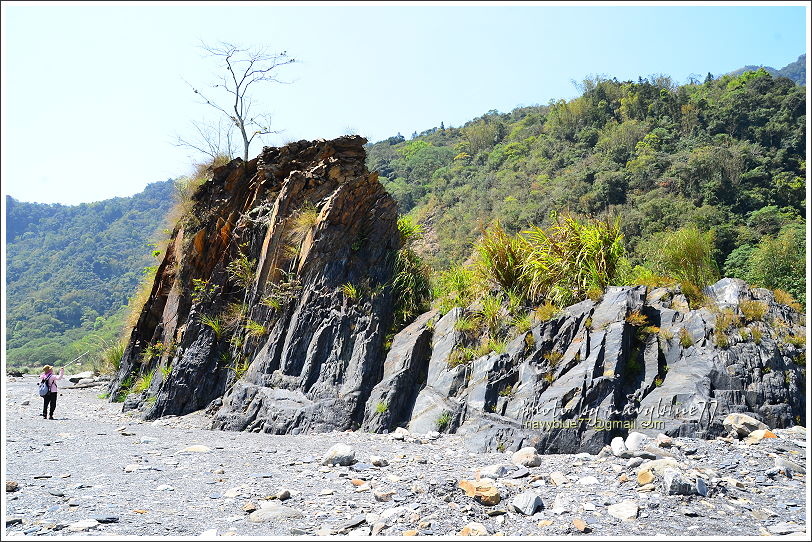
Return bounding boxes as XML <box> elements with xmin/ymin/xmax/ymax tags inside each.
<box><xmin>110</xmin><ymin>136</ymin><xmax>399</xmax><ymax>433</ymax></box>
<box><xmin>110</xmin><ymin>136</ymin><xmax>804</xmax><ymax>453</ymax></box>
<box><xmin>360</xmin><ymin>279</ymin><xmax>805</xmax><ymax>453</ymax></box>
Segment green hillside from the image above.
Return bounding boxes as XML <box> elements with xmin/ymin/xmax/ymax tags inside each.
<box><xmin>366</xmin><ymin>68</ymin><xmax>806</xmax><ymax>305</ymax></box>
<box><xmin>5</xmin><ymin>181</ymin><xmax>175</xmax><ymax>370</ymax></box>
<box><xmin>730</xmin><ymin>54</ymin><xmax>806</xmax><ymax>85</ymax></box>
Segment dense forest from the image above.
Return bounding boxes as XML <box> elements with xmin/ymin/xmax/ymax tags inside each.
<box><xmin>5</xmin><ymin>181</ymin><xmax>175</xmax><ymax>370</ymax></box>
<box><xmin>367</xmin><ymin>67</ymin><xmax>806</xmax><ymax>305</ymax></box>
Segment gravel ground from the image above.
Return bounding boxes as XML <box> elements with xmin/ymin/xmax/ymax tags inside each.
<box><xmin>3</xmin><ymin>374</ymin><xmax>809</xmax><ymax>537</ymax></box>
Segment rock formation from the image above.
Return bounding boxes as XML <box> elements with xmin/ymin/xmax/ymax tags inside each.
<box><xmin>360</xmin><ymin>278</ymin><xmax>805</xmax><ymax>453</ymax></box>
<box><xmin>111</xmin><ymin>136</ymin><xmax>805</xmax><ymax>454</ymax></box>
<box><xmin>110</xmin><ymin>136</ymin><xmax>399</xmax><ymax>433</ymax></box>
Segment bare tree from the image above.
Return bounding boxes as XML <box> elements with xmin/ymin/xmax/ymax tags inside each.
<box><xmin>187</xmin><ymin>41</ymin><xmax>295</xmax><ymax>162</ymax></box>
<box><xmin>175</xmin><ymin>118</ymin><xmax>238</xmax><ymax>162</ymax></box>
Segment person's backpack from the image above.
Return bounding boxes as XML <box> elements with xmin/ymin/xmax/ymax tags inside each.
<box><xmin>38</xmin><ymin>376</ymin><xmax>51</xmax><ymax>397</ymax></box>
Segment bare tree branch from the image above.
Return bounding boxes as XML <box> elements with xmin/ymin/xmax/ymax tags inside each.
<box><xmin>184</xmin><ymin>41</ymin><xmax>295</xmax><ymax>161</ymax></box>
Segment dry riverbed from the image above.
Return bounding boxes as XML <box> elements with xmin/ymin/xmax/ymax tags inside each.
<box><xmin>3</xmin><ymin>374</ymin><xmax>809</xmax><ymax>537</ymax></box>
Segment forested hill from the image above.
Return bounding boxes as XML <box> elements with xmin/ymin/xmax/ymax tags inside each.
<box><xmin>366</xmin><ymin>68</ymin><xmax>806</xmax><ymax>304</ymax></box>
<box><xmin>730</xmin><ymin>54</ymin><xmax>806</xmax><ymax>85</ymax></box>
<box><xmin>5</xmin><ymin>180</ymin><xmax>175</xmax><ymax>370</ymax></box>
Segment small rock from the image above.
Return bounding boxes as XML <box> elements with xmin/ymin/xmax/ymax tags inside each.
<box><xmin>392</xmin><ymin>427</ymin><xmax>410</xmax><ymax>440</ymax></box>
<box><xmin>67</xmin><ymin>519</ymin><xmax>99</xmax><ymax>532</ymax></box>
<box><xmin>155</xmin><ymin>484</ymin><xmax>174</xmax><ymax>491</ymax></box>
<box><xmin>321</xmin><ymin>444</ymin><xmax>355</xmax><ymax>466</ymax></box>
<box><xmin>511</xmin><ymin>447</ymin><xmax>542</xmax><ymax>467</ymax></box>
<box><xmin>654</xmin><ymin>434</ymin><xmax>674</xmax><ymax>447</ymax></box>
<box><xmin>248</xmin><ymin>504</ymin><xmax>304</xmax><ymax>523</ymax></box>
<box><xmin>6</xmin><ymin>481</ymin><xmax>19</xmax><ymax>492</ymax></box>
<box><xmin>181</xmin><ymin>445</ymin><xmax>211</xmax><ymax>453</ymax></box>
<box><xmin>242</xmin><ymin>502</ymin><xmax>258</xmax><ymax>513</ymax></box>
<box><xmin>627</xmin><ymin>458</ymin><xmax>644</xmax><ymax>469</ymax></box>
<box><xmin>695</xmin><ymin>477</ymin><xmax>708</xmax><ymax>497</ymax></box>
<box><xmin>48</xmin><ymin>489</ymin><xmax>65</xmax><ymax>497</ymax></box>
<box><xmin>607</xmin><ymin>500</ymin><xmax>639</xmax><ymax>521</ymax></box>
<box><xmin>275</xmin><ymin>489</ymin><xmax>291</xmax><ymax>501</ymax></box>
<box><xmin>744</xmin><ymin>429</ymin><xmax>777</xmax><ymax>444</ymax></box>
<box><xmin>549</xmin><ymin>471</ymin><xmax>569</xmax><ymax>486</ymax></box>
<box><xmin>723</xmin><ymin>413</ymin><xmax>767</xmax><ymax>438</ymax></box>
<box><xmin>458</xmin><ymin>479</ymin><xmax>501</xmax><ymax>506</ymax></box>
<box><xmin>611</xmin><ymin>436</ymin><xmax>630</xmax><ymax>457</ymax></box>
<box><xmin>477</xmin><ymin>464</ymin><xmax>509</xmax><ymax>479</ymax></box>
<box><xmin>774</xmin><ymin>457</ymin><xmax>806</xmax><ymax>476</ymax></box>
<box><xmin>637</xmin><ymin>470</ymin><xmax>655</xmax><ymax>485</ymax></box>
<box><xmin>625</xmin><ymin>432</ymin><xmax>649</xmax><ymax>451</ymax></box>
<box><xmin>572</xmin><ymin>518</ymin><xmax>590</xmax><ymax>532</ymax></box>
<box><xmin>370</xmin><ymin>456</ymin><xmax>388</xmax><ymax>467</ymax></box>
<box><xmin>508</xmin><ymin>466</ymin><xmax>530</xmax><ymax>479</ymax></box>
<box><xmin>510</xmin><ymin>491</ymin><xmax>544</xmax><ymax>515</ymax></box>
<box><xmin>458</xmin><ymin>522</ymin><xmax>488</xmax><ymax>536</ymax></box>
<box><xmin>662</xmin><ymin>468</ymin><xmax>696</xmax><ymax>496</ymax></box>
<box><xmin>577</xmin><ymin>476</ymin><xmax>600</xmax><ymax>486</ymax></box>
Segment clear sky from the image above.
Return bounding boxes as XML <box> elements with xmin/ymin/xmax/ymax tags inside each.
<box><xmin>1</xmin><ymin>1</ymin><xmax>808</xmax><ymax>205</ymax></box>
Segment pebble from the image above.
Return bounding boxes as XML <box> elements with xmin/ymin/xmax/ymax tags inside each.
<box><xmin>248</xmin><ymin>504</ymin><xmax>304</xmax><ymax>523</ymax></box>
<box><xmin>509</xmin><ymin>491</ymin><xmax>544</xmax><ymax>515</ymax></box>
<box><xmin>276</xmin><ymin>489</ymin><xmax>291</xmax><ymax>501</ymax></box>
<box><xmin>67</xmin><ymin>519</ymin><xmax>99</xmax><ymax>532</ymax></box>
<box><xmin>625</xmin><ymin>432</ymin><xmax>649</xmax><ymax>451</ymax></box>
<box><xmin>321</xmin><ymin>444</ymin><xmax>355</xmax><ymax>466</ymax></box>
<box><xmin>181</xmin><ymin>445</ymin><xmax>211</xmax><ymax>453</ymax></box>
<box><xmin>611</xmin><ymin>436</ymin><xmax>630</xmax><ymax>457</ymax></box>
<box><xmin>662</xmin><ymin>468</ymin><xmax>697</xmax><ymax>496</ymax></box>
<box><xmin>549</xmin><ymin>471</ymin><xmax>569</xmax><ymax>486</ymax></box>
<box><xmin>511</xmin><ymin>447</ymin><xmax>542</xmax><ymax>467</ymax></box>
<box><xmin>607</xmin><ymin>500</ymin><xmax>639</xmax><ymax>521</ymax></box>
<box><xmin>370</xmin><ymin>455</ymin><xmax>388</xmax><ymax>467</ymax></box>
<box><xmin>458</xmin><ymin>522</ymin><xmax>488</xmax><ymax>536</ymax></box>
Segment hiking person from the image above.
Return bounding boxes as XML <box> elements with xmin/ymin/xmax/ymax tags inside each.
<box><xmin>39</xmin><ymin>365</ymin><xmax>64</xmax><ymax>419</ymax></box>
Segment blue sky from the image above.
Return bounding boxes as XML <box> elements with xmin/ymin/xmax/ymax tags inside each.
<box><xmin>1</xmin><ymin>2</ymin><xmax>808</xmax><ymax>204</ymax></box>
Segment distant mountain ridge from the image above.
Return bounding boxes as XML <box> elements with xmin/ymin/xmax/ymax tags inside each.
<box><xmin>5</xmin><ymin>180</ymin><xmax>175</xmax><ymax>369</ymax></box>
<box><xmin>729</xmin><ymin>54</ymin><xmax>806</xmax><ymax>85</ymax></box>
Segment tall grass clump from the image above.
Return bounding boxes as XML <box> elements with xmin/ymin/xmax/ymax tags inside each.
<box><xmin>392</xmin><ymin>216</ymin><xmax>432</xmax><ymax>330</ymax></box>
<box><xmin>473</xmin><ymin>221</ymin><xmax>529</xmax><ymax>296</ymax></box>
<box><xmin>226</xmin><ymin>252</ymin><xmax>257</xmax><ymax>289</ymax></box>
<box><xmin>521</xmin><ymin>213</ymin><xmax>625</xmax><ymax>306</ymax></box>
<box><xmin>132</xmin><ymin>369</ymin><xmax>154</xmax><ymax>394</ymax></box>
<box><xmin>95</xmin><ymin>340</ymin><xmax>126</xmax><ymax>375</ymax></box>
<box><xmin>432</xmin><ymin>265</ymin><xmax>476</xmax><ymax>314</ymax></box>
<box><xmin>286</xmin><ymin>202</ymin><xmax>320</xmax><ymax>246</ymax></box>
<box><xmin>646</xmin><ymin>225</ymin><xmax>720</xmax><ymax>289</ymax></box>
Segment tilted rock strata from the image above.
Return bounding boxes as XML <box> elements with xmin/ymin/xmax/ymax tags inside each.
<box><xmin>361</xmin><ymin>278</ymin><xmax>805</xmax><ymax>453</ymax></box>
<box><xmin>111</xmin><ymin>136</ymin><xmax>399</xmax><ymax>434</ymax></box>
